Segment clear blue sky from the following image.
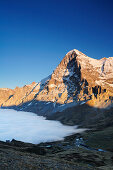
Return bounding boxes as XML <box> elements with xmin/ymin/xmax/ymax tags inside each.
<box><xmin>0</xmin><ymin>0</ymin><xmax>113</xmax><ymax>89</ymax></box>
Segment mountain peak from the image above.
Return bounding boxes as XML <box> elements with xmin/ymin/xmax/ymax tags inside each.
<box><xmin>1</xmin><ymin>49</ymin><xmax>113</xmax><ymax>110</ymax></box>
<box><xmin>66</xmin><ymin>49</ymin><xmax>80</xmax><ymax>56</ymax></box>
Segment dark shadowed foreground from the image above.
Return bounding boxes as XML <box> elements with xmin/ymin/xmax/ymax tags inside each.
<box><xmin>0</xmin><ymin>130</ymin><xmax>113</xmax><ymax>170</ymax></box>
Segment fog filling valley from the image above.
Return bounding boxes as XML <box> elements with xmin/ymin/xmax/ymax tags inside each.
<box><xmin>0</xmin><ymin>109</ymin><xmax>85</xmax><ymax>144</ymax></box>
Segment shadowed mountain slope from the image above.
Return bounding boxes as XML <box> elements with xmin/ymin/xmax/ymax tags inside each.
<box><xmin>1</xmin><ymin>49</ymin><xmax>113</xmax><ymax>125</ymax></box>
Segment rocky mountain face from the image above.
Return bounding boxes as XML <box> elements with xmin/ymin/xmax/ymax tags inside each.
<box><xmin>1</xmin><ymin>49</ymin><xmax>113</xmax><ymax>170</ymax></box>
<box><xmin>1</xmin><ymin>49</ymin><xmax>113</xmax><ymax>118</ymax></box>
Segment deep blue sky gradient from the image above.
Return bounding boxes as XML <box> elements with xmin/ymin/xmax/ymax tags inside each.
<box><xmin>0</xmin><ymin>0</ymin><xmax>113</xmax><ymax>88</ymax></box>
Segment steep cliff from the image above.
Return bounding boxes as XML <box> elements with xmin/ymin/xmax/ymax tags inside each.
<box><xmin>1</xmin><ymin>49</ymin><xmax>113</xmax><ymax>115</ymax></box>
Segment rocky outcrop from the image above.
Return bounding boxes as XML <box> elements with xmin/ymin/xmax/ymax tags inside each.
<box><xmin>1</xmin><ymin>49</ymin><xmax>113</xmax><ymax>112</ymax></box>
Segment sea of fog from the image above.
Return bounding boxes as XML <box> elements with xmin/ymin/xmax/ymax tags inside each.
<box><xmin>0</xmin><ymin>109</ymin><xmax>86</xmax><ymax>144</ymax></box>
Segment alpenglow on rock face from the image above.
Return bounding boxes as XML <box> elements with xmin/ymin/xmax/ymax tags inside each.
<box><xmin>1</xmin><ymin>49</ymin><xmax>113</xmax><ymax>113</ymax></box>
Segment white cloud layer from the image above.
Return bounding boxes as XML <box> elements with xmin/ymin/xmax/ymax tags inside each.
<box><xmin>0</xmin><ymin>109</ymin><xmax>85</xmax><ymax>144</ymax></box>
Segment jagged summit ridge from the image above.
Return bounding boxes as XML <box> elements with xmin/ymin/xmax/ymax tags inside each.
<box><xmin>0</xmin><ymin>49</ymin><xmax>113</xmax><ymax>111</ymax></box>
<box><xmin>51</xmin><ymin>49</ymin><xmax>113</xmax><ymax>89</ymax></box>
